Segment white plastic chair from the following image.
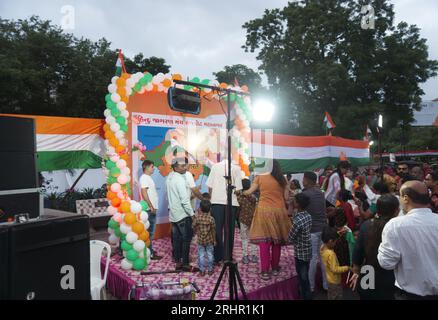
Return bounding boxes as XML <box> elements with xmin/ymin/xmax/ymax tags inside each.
<box><xmin>90</xmin><ymin>240</ymin><xmax>111</xmax><ymax>300</ymax></box>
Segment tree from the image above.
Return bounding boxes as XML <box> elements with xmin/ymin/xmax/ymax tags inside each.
<box><xmin>0</xmin><ymin>16</ymin><xmax>172</xmax><ymax>118</ymax></box>
<box><xmin>242</xmin><ymin>0</ymin><xmax>438</xmax><ymax>140</ymax></box>
<box><xmin>213</xmin><ymin>64</ymin><xmax>263</xmax><ymax>93</ymax></box>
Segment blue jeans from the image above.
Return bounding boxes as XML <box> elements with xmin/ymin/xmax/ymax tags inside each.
<box><xmin>171</xmin><ymin>217</ymin><xmax>193</xmax><ymax>265</ymax></box>
<box><xmin>295</xmin><ymin>258</ymin><xmax>312</xmax><ymax>300</ymax></box>
<box><xmin>309</xmin><ymin>232</ymin><xmax>328</xmax><ymax>291</ymax></box>
<box><xmin>198</xmin><ymin>245</ymin><xmax>214</xmax><ymax>272</ymax></box>
<box><xmin>147</xmin><ymin>211</ymin><xmax>157</xmax><ymax>252</ymax></box>
<box><xmin>211</xmin><ymin>204</ymin><xmax>237</xmax><ymax>263</ymax></box>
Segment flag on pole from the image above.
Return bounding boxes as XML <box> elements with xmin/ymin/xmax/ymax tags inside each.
<box><xmin>363</xmin><ymin>125</ymin><xmax>372</xmax><ymax>141</ymax></box>
<box><xmin>115</xmin><ymin>49</ymin><xmax>126</xmax><ymax>76</ymax></box>
<box><xmin>323</xmin><ymin>111</ymin><xmax>336</xmax><ymax>131</ymax></box>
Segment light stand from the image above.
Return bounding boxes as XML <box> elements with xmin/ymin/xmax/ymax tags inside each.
<box><xmin>377</xmin><ymin>114</ymin><xmax>383</xmax><ymax>178</ymax></box>
<box><xmin>173</xmin><ymin>80</ymin><xmax>248</xmax><ymax>300</ymax></box>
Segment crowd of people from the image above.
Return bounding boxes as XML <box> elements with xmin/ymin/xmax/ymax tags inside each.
<box><xmin>138</xmin><ymin>156</ymin><xmax>438</xmax><ymax>300</ymax></box>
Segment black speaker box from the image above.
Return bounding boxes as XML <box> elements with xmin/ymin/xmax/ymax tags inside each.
<box><xmin>0</xmin><ymin>116</ymin><xmax>38</xmax><ymax>191</ymax></box>
<box><xmin>0</xmin><ymin>213</ymin><xmax>91</xmax><ymax>300</ymax></box>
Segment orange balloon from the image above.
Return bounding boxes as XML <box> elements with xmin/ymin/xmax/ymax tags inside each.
<box><xmin>106</xmin><ymin>191</ymin><xmax>116</xmax><ymax>200</ymax></box>
<box><xmin>111</xmin><ymin>197</ymin><xmax>121</xmax><ymax>207</ymax></box>
<box><xmin>121</xmin><ymin>96</ymin><xmax>129</xmax><ymax>103</ymax></box>
<box><xmin>103</xmin><ymin>124</ymin><xmax>110</xmax><ymax>132</ymax></box>
<box><xmin>162</xmin><ymin>78</ymin><xmax>172</xmax><ymax>87</ymax></box>
<box><xmin>120</xmin><ymin>154</ymin><xmax>129</xmax><ymax>161</ymax></box>
<box><xmin>145</xmin><ymin>239</ymin><xmax>151</xmax><ymax>247</ymax></box>
<box><xmin>116</xmin><ymin>146</ymin><xmax>125</xmax><ymax>154</ymax></box>
<box><xmin>152</xmin><ymin>84</ymin><xmax>158</xmax><ymax>92</ymax></box>
<box><xmin>172</xmin><ymin>74</ymin><xmax>182</xmax><ymax>81</ymax></box>
<box><xmin>138</xmin><ymin>231</ymin><xmax>149</xmax><ymax>242</ymax></box>
<box><xmin>220</xmin><ymin>82</ymin><xmax>228</xmax><ymax>89</ymax></box>
<box><xmin>121</xmin><ymin>73</ymin><xmax>130</xmax><ymax>79</ymax></box>
<box><xmin>117</xmin><ymin>87</ymin><xmax>126</xmax><ymax>97</ymax></box>
<box><xmin>116</xmin><ymin>78</ymin><xmax>126</xmax><ymax>87</ymax></box>
<box><xmin>120</xmin><ymin>201</ymin><xmax>131</xmax><ymax>213</ymax></box>
<box><xmin>124</xmin><ymin>212</ymin><xmax>136</xmax><ymax>225</ymax></box>
<box><xmin>132</xmin><ymin>222</ymin><xmax>145</xmax><ymax>234</ymax></box>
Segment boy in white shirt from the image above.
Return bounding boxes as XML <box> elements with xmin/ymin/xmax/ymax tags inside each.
<box><xmin>140</xmin><ymin>160</ymin><xmax>162</xmax><ymax>260</ymax></box>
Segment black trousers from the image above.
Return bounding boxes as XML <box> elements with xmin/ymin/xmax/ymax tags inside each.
<box><xmin>171</xmin><ymin>217</ymin><xmax>193</xmax><ymax>265</ymax></box>
<box><xmin>211</xmin><ymin>204</ymin><xmax>238</xmax><ymax>263</ymax></box>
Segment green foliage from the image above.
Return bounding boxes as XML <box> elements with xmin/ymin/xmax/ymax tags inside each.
<box><xmin>242</xmin><ymin>0</ymin><xmax>438</xmax><ymax>141</ymax></box>
<box><xmin>0</xmin><ymin>16</ymin><xmax>171</xmax><ymax>118</ymax></box>
<box><xmin>213</xmin><ymin>64</ymin><xmax>263</xmax><ymax>93</ymax></box>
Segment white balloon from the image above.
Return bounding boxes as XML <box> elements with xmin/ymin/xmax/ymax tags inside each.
<box><xmin>108</xmin><ymin>83</ymin><xmax>117</xmax><ymax>93</ymax></box>
<box><xmin>145</xmin><ymin>83</ymin><xmax>153</xmax><ymax>91</ymax></box>
<box><xmin>106</xmin><ymin>116</ymin><xmax>116</xmax><ymax>125</ymax></box>
<box><xmin>120</xmin><ymin>223</ymin><xmax>132</xmax><ymax>234</ymax></box>
<box><xmin>111</xmin><ymin>93</ymin><xmax>121</xmax><ymax>103</ymax></box>
<box><xmin>121</xmin><ymin>258</ymin><xmax>133</xmax><ymax>270</ymax></box>
<box><xmin>139</xmin><ymin>251</ymin><xmax>145</xmax><ymax>259</ymax></box>
<box><xmin>117</xmin><ymin>190</ymin><xmax>124</xmax><ymax>199</ymax></box>
<box><xmin>116</xmin><ymin>159</ymin><xmax>127</xmax><ymax>169</ymax></box>
<box><xmin>110</xmin><ymin>123</ymin><xmax>120</xmax><ymax>132</ymax></box>
<box><xmin>144</xmin><ymin>221</ymin><xmax>150</xmax><ymax>230</ymax></box>
<box><xmin>133</xmin><ymin>240</ymin><xmax>145</xmax><ymax>252</ymax></box>
<box><xmin>104</xmin><ymin>109</ymin><xmax>111</xmax><ymax>117</ymax></box>
<box><xmin>156</xmin><ymin>73</ymin><xmax>165</xmax><ymax>82</ymax></box>
<box><xmin>103</xmin><ymin>168</ymin><xmax>109</xmax><ymax>177</ymax></box>
<box><xmin>110</xmin><ymin>183</ymin><xmax>121</xmax><ymax>193</ymax></box>
<box><xmin>117</xmin><ymin>101</ymin><xmax>127</xmax><ymax>110</ymax></box>
<box><xmin>110</xmin><ymin>155</ymin><xmax>120</xmax><ymax>163</ymax></box>
<box><xmin>111</xmin><ymin>76</ymin><xmax>119</xmax><ymax>84</ymax></box>
<box><xmin>131</xmin><ymin>202</ymin><xmax>142</xmax><ymax>214</ymax></box>
<box><xmin>139</xmin><ymin>87</ymin><xmax>146</xmax><ymax>94</ymax></box>
<box><xmin>107</xmin><ymin>227</ymin><xmax>115</xmax><ymax>234</ymax></box>
<box><xmin>107</xmin><ymin>146</ymin><xmax>116</xmax><ymax>154</ymax></box>
<box><xmin>121</xmin><ymin>110</ymin><xmax>129</xmax><ymax>118</ymax></box>
<box><xmin>135</xmin><ymin>72</ymin><xmax>144</xmax><ymax>79</ymax></box>
<box><xmin>146</xmin><ymin>248</ymin><xmax>151</xmax><ymax>259</ymax></box>
<box><xmin>125</xmin><ymin>86</ymin><xmax>132</xmax><ymax>96</ymax></box>
<box><xmin>157</xmin><ymin>84</ymin><xmax>165</xmax><ymax>92</ymax></box>
<box><xmin>115</xmin><ymin>130</ymin><xmax>124</xmax><ymax>140</ymax></box>
<box><xmin>108</xmin><ymin>234</ymin><xmax>119</xmax><ymax>245</ymax></box>
<box><xmin>140</xmin><ymin>211</ymin><xmax>149</xmax><ymax>222</ymax></box>
<box><xmin>117</xmin><ymin>174</ymin><xmax>129</xmax><ymax>185</ymax></box>
<box><xmin>121</xmin><ymin>167</ymin><xmax>131</xmax><ymax>176</ymax></box>
<box><xmin>126</xmin><ymin>231</ymin><xmax>138</xmax><ymax>244</ymax></box>
<box><xmin>126</xmin><ymin>78</ymin><xmax>135</xmax><ymax>88</ymax></box>
<box><xmin>113</xmin><ymin>212</ymin><xmax>122</xmax><ymax>222</ymax></box>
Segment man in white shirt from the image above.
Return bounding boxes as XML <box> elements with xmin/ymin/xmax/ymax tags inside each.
<box><xmin>139</xmin><ymin>160</ymin><xmax>162</xmax><ymax>260</ymax></box>
<box><xmin>185</xmin><ymin>170</ymin><xmax>205</xmax><ymax>211</ymax></box>
<box><xmin>378</xmin><ymin>180</ymin><xmax>438</xmax><ymax>299</ymax></box>
<box><xmin>206</xmin><ymin>159</ymin><xmax>243</xmax><ymax>264</ymax></box>
<box><xmin>166</xmin><ymin>158</ymin><xmax>195</xmax><ymax>271</ymax></box>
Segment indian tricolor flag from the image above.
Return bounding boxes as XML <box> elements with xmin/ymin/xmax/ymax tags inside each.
<box><xmin>323</xmin><ymin>111</ymin><xmax>336</xmax><ymax>130</ymax></box>
<box><xmin>251</xmin><ymin>133</ymin><xmax>370</xmax><ymax>172</ymax></box>
<box><xmin>0</xmin><ymin>114</ymin><xmax>105</xmax><ymax>171</ymax></box>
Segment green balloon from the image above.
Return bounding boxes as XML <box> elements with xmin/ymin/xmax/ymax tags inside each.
<box><xmin>134</xmin><ymin>83</ymin><xmax>142</xmax><ymax>92</ymax></box>
<box><xmin>126</xmin><ymin>249</ymin><xmax>139</xmax><ymax>262</ymax></box>
<box><xmin>120</xmin><ymin>124</ymin><xmax>128</xmax><ymax>132</ymax></box>
<box><xmin>133</xmin><ymin>258</ymin><xmax>146</xmax><ymax>270</ymax></box>
<box><xmin>201</xmin><ymin>79</ymin><xmax>210</xmax><ymax>85</ymax></box>
<box><xmin>116</xmin><ymin>116</ymin><xmax>125</xmax><ymax>125</ymax></box>
<box><xmin>140</xmin><ymin>200</ymin><xmax>149</xmax><ymax>211</ymax></box>
<box><xmin>114</xmin><ymin>227</ymin><xmax>122</xmax><ymax>237</ymax></box>
<box><xmin>110</xmin><ymin>167</ymin><xmax>121</xmax><ymax>177</ymax></box>
<box><xmin>120</xmin><ymin>233</ymin><xmax>126</xmax><ymax>241</ymax></box>
<box><xmin>105</xmin><ymin>94</ymin><xmax>112</xmax><ymax>102</ymax></box>
<box><xmin>191</xmin><ymin>77</ymin><xmax>200</xmax><ymax>83</ymax></box>
<box><xmin>121</xmin><ymin>240</ymin><xmax>132</xmax><ymax>251</ymax></box>
<box><xmin>108</xmin><ymin>176</ymin><xmax>117</xmax><ymax>184</ymax></box>
<box><xmin>108</xmin><ymin>218</ymin><xmax>119</xmax><ymax>229</ymax></box>
<box><xmin>139</xmin><ymin>77</ymin><xmax>147</xmax><ymax>85</ymax></box>
<box><xmin>106</xmin><ymin>101</ymin><xmax>116</xmax><ymax>109</ymax></box>
<box><xmin>184</xmin><ymin>85</ymin><xmax>193</xmax><ymax>91</ymax></box>
<box><xmin>106</xmin><ymin>160</ymin><xmax>116</xmax><ymax>169</ymax></box>
<box><xmin>144</xmin><ymin>73</ymin><xmax>153</xmax><ymax>83</ymax></box>
<box><xmin>112</xmin><ymin>108</ymin><xmax>121</xmax><ymax>117</ymax></box>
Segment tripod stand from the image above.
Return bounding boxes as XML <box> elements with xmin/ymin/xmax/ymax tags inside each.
<box><xmin>173</xmin><ymin>80</ymin><xmax>249</xmax><ymax>300</ymax></box>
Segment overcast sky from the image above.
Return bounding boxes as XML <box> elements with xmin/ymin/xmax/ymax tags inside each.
<box><xmin>1</xmin><ymin>0</ymin><xmax>436</xmax><ymax>100</ymax></box>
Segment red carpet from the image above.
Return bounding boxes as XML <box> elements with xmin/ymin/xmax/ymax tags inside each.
<box><xmin>103</xmin><ymin>229</ymin><xmax>300</xmax><ymax>300</ymax></box>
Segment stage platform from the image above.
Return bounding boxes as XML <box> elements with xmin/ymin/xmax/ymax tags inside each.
<box><xmin>102</xmin><ymin>230</ymin><xmax>301</xmax><ymax>300</ymax></box>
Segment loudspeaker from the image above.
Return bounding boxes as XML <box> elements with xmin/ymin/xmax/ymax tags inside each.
<box><xmin>0</xmin><ymin>214</ymin><xmax>91</xmax><ymax>300</ymax></box>
<box><xmin>0</xmin><ymin>116</ymin><xmax>38</xmax><ymax>191</ymax></box>
<box><xmin>0</xmin><ymin>190</ymin><xmax>42</xmax><ymax>223</ymax></box>
<box><xmin>167</xmin><ymin>87</ymin><xmax>201</xmax><ymax>115</ymax></box>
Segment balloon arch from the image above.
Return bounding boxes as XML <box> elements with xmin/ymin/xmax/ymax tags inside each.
<box><xmin>103</xmin><ymin>71</ymin><xmax>253</xmax><ymax>270</ymax></box>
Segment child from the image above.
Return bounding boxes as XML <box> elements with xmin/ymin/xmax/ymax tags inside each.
<box><xmin>235</xmin><ymin>179</ymin><xmax>258</xmax><ymax>264</ymax></box>
<box><xmin>288</xmin><ymin>193</ymin><xmax>313</xmax><ymax>300</ymax></box>
<box><xmin>321</xmin><ymin>226</ymin><xmax>351</xmax><ymax>300</ymax></box>
<box><xmin>337</xmin><ymin>190</ymin><xmax>355</xmax><ymax>231</ymax></box>
<box><xmin>192</xmin><ymin>200</ymin><xmax>216</xmax><ymax>276</ymax></box>
<box><xmin>333</xmin><ymin>208</ymin><xmax>356</xmax><ymax>267</ymax></box>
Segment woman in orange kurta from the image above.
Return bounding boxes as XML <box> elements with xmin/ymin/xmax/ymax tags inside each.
<box><xmin>244</xmin><ymin>160</ymin><xmax>291</xmax><ymax>280</ymax></box>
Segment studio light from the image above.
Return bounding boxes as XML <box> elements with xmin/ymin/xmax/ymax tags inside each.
<box><xmin>378</xmin><ymin>114</ymin><xmax>383</xmax><ymax>128</ymax></box>
<box><xmin>252</xmin><ymin>100</ymin><xmax>275</xmax><ymax>122</ymax></box>
<box><xmin>369</xmin><ymin>140</ymin><xmax>374</xmax><ymax>146</ymax></box>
